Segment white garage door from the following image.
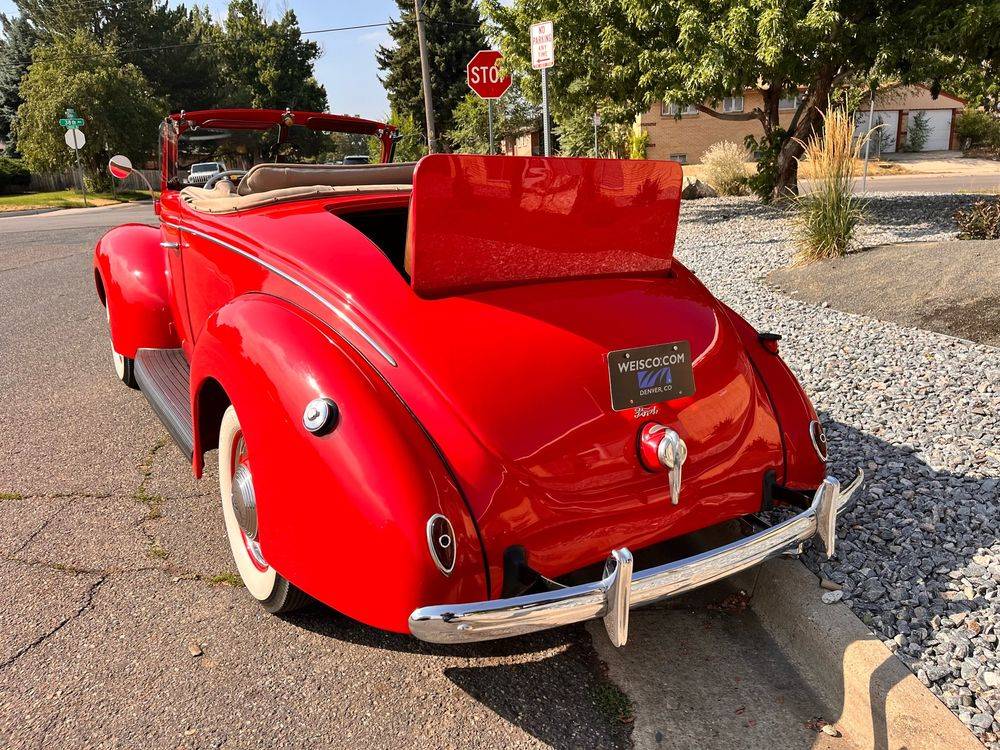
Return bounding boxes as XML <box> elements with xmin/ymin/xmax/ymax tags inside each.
<box><xmin>907</xmin><ymin>109</ymin><xmax>952</xmax><ymax>151</ymax></box>
<box><xmin>856</xmin><ymin>111</ymin><xmax>898</xmax><ymax>154</ymax></box>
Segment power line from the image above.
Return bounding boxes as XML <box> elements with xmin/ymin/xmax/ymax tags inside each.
<box><xmin>30</xmin><ymin>17</ymin><xmax>482</xmax><ymax>63</ymax></box>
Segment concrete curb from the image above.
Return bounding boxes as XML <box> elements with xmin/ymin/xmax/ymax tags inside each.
<box><xmin>742</xmin><ymin>558</ymin><xmax>984</xmax><ymax>750</ymax></box>
<box><xmin>0</xmin><ymin>200</ymin><xmax>151</xmax><ymax>220</ymax></box>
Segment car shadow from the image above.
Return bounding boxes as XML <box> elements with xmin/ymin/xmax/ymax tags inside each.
<box><xmin>798</xmin><ymin>414</ymin><xmax>998</xmax><ymax>748</ymax></box>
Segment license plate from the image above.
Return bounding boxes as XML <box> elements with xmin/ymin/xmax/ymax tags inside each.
<box><xmin>607</xmin><ymin>341</ymin><xmax>696</xmax><ymax>411</ymax></box>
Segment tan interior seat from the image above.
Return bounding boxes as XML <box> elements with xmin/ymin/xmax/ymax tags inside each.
<box><xmin>181</xmin><ymin>183</ymin><xmax>410</xmax><ymax>214</ymax></box>
<box><xmin>237</xmin><ymin>162</ymin><xmax>417</xmax><ymax>195</ymax></box>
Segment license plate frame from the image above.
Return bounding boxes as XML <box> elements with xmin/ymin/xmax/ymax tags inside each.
<box><xmin>607</xmin><ymin>341</ymin><xmax>696</xmax><ymax>411</ymax></box>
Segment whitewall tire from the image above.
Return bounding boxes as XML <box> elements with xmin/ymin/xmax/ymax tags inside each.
<box><xmin>218</xmin><ymin>405</ymin><xmax>308</xmax><ymax>613</ymax></box>
<box><xmin>105</xmin><ymin>303</ymin><xmax>138</xmax><ymax>389</ymax></box>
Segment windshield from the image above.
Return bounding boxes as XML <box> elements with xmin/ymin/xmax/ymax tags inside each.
<box><xmin>164</xmin><ymin>121</ymin><xmax>387</xmax><ymax>188</ymax></box>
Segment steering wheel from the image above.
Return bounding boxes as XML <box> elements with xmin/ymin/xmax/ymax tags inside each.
<box><xmin>203</xmin><ymin>170</ymin><xmax>247</xmax><ymax>190</ymax></box>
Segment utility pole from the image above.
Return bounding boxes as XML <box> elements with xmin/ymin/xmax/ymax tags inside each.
<box><xmin>414</xmin><ymin>0</ymin><xmax>439</xmax><ymax>153</ymax></box>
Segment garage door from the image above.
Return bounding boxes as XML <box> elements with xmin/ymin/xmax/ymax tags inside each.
<box><xmin>856</xmin><ymin>111</ymin><xmax>898</xmax><ymax>154</ymax></box>
<box><xmin>907</xmin><ymin>109</ymin><xmax>952</xmax><ymax>151</ymax></box>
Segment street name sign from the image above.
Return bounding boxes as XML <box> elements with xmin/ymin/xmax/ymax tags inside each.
<box><xmin>467</xmin><ymin>50</ymin><xmax>511</xmax><ymax>99</ymax></box>
<box><xmin>59</xmin><ymin>117</ymin><xmax>85</xmax><ymax>128</ymax></box>
<box><xmin>530</xmin><ymin>21</ymin><xmax>554</xmax><ymax>70</ymax></box>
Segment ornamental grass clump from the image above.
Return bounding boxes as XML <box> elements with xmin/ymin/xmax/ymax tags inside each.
<box><xmin>701</xmin><ymin>141</ymin><xmax>751</xmax><ymax>195</ymax></box>
<box><xmin>793</xmin><ymin>106</ymin><xmax>869</xmax><ymax>262</ymax></box>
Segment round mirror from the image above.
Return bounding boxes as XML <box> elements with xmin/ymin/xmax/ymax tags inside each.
<box><xmin>108</xmin><ymin>155</ymin><xmax>133</xmax><ymax>180</ymax></box>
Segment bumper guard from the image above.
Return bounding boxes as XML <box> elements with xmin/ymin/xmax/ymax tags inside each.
<box><xmin>409</xmin><ymin>470</ymin><xmax>863</xmax><ymax>647</ymax></box>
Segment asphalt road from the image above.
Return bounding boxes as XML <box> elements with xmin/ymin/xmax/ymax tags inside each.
<box><xmin>0</xmin><ymin>203</ymin><xmax>848</xmax><ymax>749</ymax></box>
<box><xmin>802</xmin><ymin>172</ymin><xmax>1000</xmax><ymax>194</ymax></box>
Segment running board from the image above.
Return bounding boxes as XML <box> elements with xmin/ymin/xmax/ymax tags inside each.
<box><xmin>134</xmin><ymin>348</ymin><xmax>194</xmax><ymax>458</ymax></box>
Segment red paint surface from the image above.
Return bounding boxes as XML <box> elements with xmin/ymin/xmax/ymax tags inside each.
<box><xmin>95</xmin><ymin>111</ymin><xmax>825</xmax><ymax>633</ymax></box>
<box><xmin>408</xmin><ymin>154</ymin><xmax>682</xmax><ymax>298</ymax></box>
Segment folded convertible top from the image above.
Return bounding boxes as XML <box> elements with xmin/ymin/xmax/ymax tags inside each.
<box><xmin>406</xmin><ymin>154</ymin><xmax>682</xmax><ymax>299</ymax></box>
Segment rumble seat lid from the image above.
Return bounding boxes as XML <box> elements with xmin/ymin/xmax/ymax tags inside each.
<box><xmin>405</xmin><ymin>154</ymin><xmax>683</xmax><ymax>298</ymax></box>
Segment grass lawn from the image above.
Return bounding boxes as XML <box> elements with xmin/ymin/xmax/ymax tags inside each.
<box><xmin>0</xmin><ymin>189</ymin><xmax>151</xmax><ymax>212</ymax></box>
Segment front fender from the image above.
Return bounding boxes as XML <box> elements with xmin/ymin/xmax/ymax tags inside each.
<box><xmin>189</xmin><ymin>293</ymin><xmax>487</xmax><ymax>632</ymax></box>
<box><xmin>93</xmin><ymin>223</ymin><xmax>178</xmax><ymax>357</ymax></box>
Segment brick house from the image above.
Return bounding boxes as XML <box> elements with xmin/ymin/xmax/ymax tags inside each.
<box><xmin>641</xmin><ymin>85</ymin><xmax>965</xmax><ymax>164</ymax></box>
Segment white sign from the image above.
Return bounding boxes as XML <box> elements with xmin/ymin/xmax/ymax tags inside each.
<box><xmin>593</xmin><ymin>112</ymin><xmax>601</xmax><ymax>126</ymax></box>
<box><xmin>530</xmin><ymin>21</ymin><xmax>554</xmax><ymax>70</ymax></box>
<box><xmin>65</xmin><ymin>128</ymin><xmax>86</xmax><ymax>149</ymax></box>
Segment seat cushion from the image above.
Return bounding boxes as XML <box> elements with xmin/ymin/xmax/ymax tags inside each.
<box><xmin>181</xmin><ymin>183</ymin><xmax>411</xmax><ymax>214</ymax></box>
<box><xmin>237</xmin><ymin>162</ymin><xmax>417</xmax><ymax>195</ymax></box>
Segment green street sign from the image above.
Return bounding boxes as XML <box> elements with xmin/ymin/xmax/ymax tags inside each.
<box><xmin>59</xmin><ymin>117</ymin><xmax>85</xmax><ymax>128</ymax></box>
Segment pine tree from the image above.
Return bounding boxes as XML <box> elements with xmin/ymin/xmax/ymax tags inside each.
<box><xmin>376</xmin><ymin>0</ymin><xmax>486</xmax><ymax>149</ymax></box>
<box><xmin>0</xmin><ymin>14</ymin><xmax>36</xmax><ymax>149</ymax></box>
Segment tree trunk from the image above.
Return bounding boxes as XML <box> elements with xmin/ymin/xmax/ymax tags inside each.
<box><xmin>774</xmin><ymin>140</ymin><xmax>803</xmax><ymax>199</ymax></box>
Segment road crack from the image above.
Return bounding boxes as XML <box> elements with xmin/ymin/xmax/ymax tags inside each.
<box><xmin>0</xmin><ymin>574</ymin><xmax>107</xmax><ymax>671</ymax></box>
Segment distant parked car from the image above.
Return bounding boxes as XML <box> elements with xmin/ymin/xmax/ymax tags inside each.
<box><xmin>342</xmin><ymin>155</ymin><xmax>371</xmax><ymax>164</ymax></box>
<box><xmin>187</xmin><ymin>161</ymin><xmax>227</xmax><ymax>185</ymax></box>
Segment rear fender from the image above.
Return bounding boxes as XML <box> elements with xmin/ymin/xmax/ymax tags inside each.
<box><xmin>93</xmin><ymin>224</ymin><xmax>178</xmax><ymax>356</ymax></box>
<box><xmin>189</xmin><ymin>293</ymin><xmax>487</xmax><ymax>632</ymax></box>
<box><xmin>716</xmin><ymin>298</ymin><xmax>826</xmax><ymax>491</ymax></box>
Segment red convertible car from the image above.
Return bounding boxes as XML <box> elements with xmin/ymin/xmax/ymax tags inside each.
<box><xmin>95</xmin><ymin>108</ymin><xmax>861</xmax><ymax>646</ymax></box>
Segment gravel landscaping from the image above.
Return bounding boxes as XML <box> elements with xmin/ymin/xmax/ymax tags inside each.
<box><xmin>674</xmin><ymin>193</ymin><xmax>1000</xmax><ymax>747</ymax></box>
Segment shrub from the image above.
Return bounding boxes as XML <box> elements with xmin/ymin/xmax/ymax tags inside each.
<box><xmin>700</xmin><ymin>140</ymin><xmax>750</xmax><ymax>195</ymax></box>
<box><xmin>954</xmin><ymin>198</ymin><xmax>1000</xmax><ymax>240</ymax></box>
<box><xmin>0</xmin><ymin>156</ymin><xmax>31</xmax><ymax>194</ymax></box>
<box><xmin>956</xmin><ymin>108</ymin><xmax>1000</xmax><ymax>152</ymax></box>
<box><xmin>793</xmin><ymin>106</ymin><xmax>868</xmax><ymax>262</ymax></box>
<box><xmin>902</xmin><ymin>110</ymin><xmax>930</xmax><ymax>152</ymax></box>
<box><xmin>744</xmin><ymin>129</ymin><xmax>786</xmax><ymax>201</ymax></box>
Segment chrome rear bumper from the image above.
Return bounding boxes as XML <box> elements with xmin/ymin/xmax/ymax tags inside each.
<box><xmin>409</xmin><ymin>470</ymin><xmax>863</xmax><ymax>647</ymax></box>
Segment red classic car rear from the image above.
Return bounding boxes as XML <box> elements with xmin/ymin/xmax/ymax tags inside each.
<box><xmin>94</xmin><ymin>108</ymin><xmax>861</xmax><ymax>646</ymax></box>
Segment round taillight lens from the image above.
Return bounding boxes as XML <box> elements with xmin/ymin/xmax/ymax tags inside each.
<box><xmin>426</xmin><ymin>514</ymin><xmax>456</xmax><ymax>575</ymax></box>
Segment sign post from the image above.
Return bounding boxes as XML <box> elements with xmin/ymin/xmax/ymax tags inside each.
<box><xmin>530</xmin><ymin>21</ymin><xmax>554</xmax><ymax>156</ymax></box>
<box><xmin>467</xmin><ymin>50</ymin><xmax>512</xmax><ymax>155</ymax></box>
<box><xmin>593</xmin><ymin>112</ymin><xmax>601</xmax><ymax>157</ymax></box>
<box><xmin>61</xmin><ymin>109</ymin><xmax>88</xmax><ymax>207</ymax></box>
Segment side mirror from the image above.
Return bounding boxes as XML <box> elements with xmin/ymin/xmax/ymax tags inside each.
<box><xmin>108</xmin><ymin>155</ymin><xmax>133</xmax><ymax>180</ymax></box>
<box><xmin>108</xmin><ymin>154</ymin><xmax>156</xmax><ymax>203</ymax></box>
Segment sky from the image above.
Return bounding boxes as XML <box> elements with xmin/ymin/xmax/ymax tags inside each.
<box><xmin>0</xmin><ymin>0</ymin><xmax>406</xmax><ymax>119</ymax></box>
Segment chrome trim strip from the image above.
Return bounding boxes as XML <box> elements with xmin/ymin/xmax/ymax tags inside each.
<box><xmin>409</xmin><ymin>468</ymin><xmax>864</xmax><ymax>646</ymax></box>
<box><xmin>162</xmin><ymin>221</ymin><xmax>397</xmax><ymax>367</ymax></box>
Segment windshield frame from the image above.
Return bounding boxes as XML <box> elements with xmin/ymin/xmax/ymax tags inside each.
<box><xmin>159</xmin><ymin>109</ymin><xmax>396</xmax><ymax>191</ymax></box>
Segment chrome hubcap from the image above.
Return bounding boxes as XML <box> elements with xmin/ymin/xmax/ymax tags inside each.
<box><xmin>231</xmin><ymin>458</ymin><xmax>266</xmax><ymax>569</ymax></box>
<box><xmin>231</xmin><ymin>464</ymin><xmax>258</xmax><ymax>540</ymax></box>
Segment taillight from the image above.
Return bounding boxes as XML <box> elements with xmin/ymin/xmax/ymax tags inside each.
<box><xmin>426</xmin><ymin>514</ymin><xmax>456</xmax><ymax>575</ymax></box>
<box><xmin>758</xmin><ymin>331</ymin><xmax>781</xmax><ymax>354</ymax></box>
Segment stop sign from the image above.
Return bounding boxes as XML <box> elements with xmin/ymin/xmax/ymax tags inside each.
<box><xmin>467</xmin><ymin>50</ymin><xmax>511</xmax><ymax>100</ymax></box>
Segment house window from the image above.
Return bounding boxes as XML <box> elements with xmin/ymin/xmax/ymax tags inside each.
<box><xmin>723</xmin><ymin>96</ymin><xmax>744</xmax><ymax>113</ymax></box>
<box><xmin>669</xmin><ymin>153</ymin><xmax>687</xmax><ymax>164</ymax></box>
<box><xmin>778</xmin><ymin>95</ymin><xmax>799</xmax><ymax>110</ymax></box>
<box><xmin>661</xmin><ymin>101</ymin><xmax>698</xmax><ymax>117</ymax></box>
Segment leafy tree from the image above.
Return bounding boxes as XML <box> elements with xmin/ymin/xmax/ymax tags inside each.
<box><xmin>14</xmin><ymin>31</ymin><xmax>161</xmax><ymax>190</ymax></box>
<box><xmin>220</xmin><ymin>0</ymin><xmax>327</xmax><ymax>111</ymax></box>
<box><xmin>448</xmin><ymin>83</ymin><xmax>538</xmax><ymax>153</ymax></box>
<box><xmin>0</xmin><ymin>13</ymin><xmax>35</xmax><ymax>150</ymax></box>
<box><xmin>377</xmin><ymin>0</ymin><xmax>487</xmax><ymax>149</ymax></box>
<box><xmin>10</xmin><ymin>0</ymin><xmax>226</xmax><ymax>113</ymax></box>
<box><xmin>487</xmin><ymin>0</ymin><xmax>988</xmax><ymax>198</ymax></box>
<box><xmin>368</xmin><ymin>108</ymin><xmax>428</xmax><ymax>162</ymax></box>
